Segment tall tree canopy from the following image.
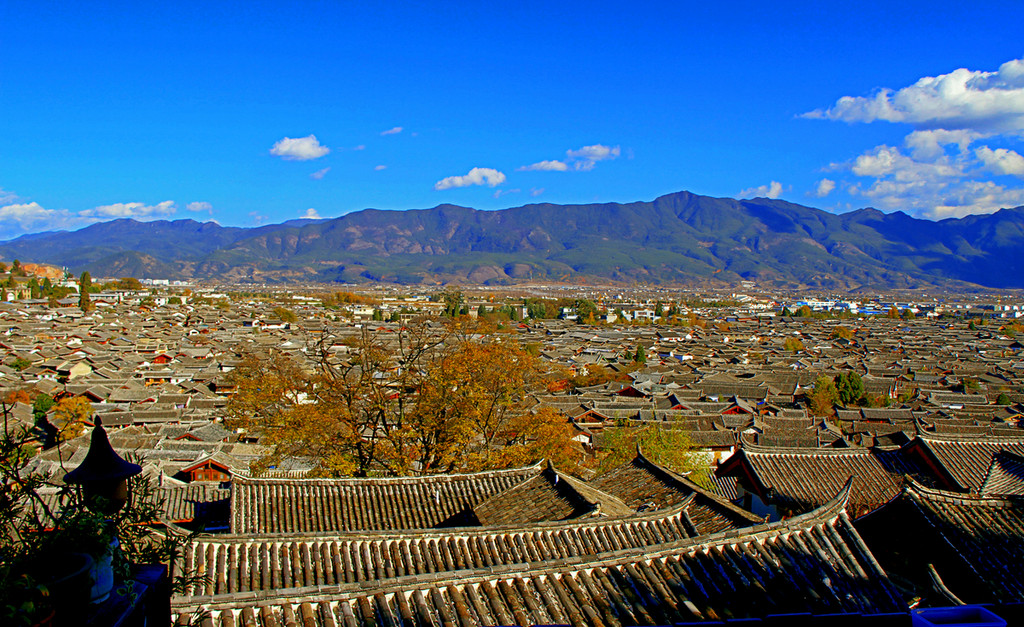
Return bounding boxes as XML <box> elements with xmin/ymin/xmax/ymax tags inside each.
<box><xmin>226</xmin><ymin>321</ymin><xmax>581</xmax><ymax>477</ymax></box>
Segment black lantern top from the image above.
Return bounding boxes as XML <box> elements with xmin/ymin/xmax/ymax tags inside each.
<box><xmin>64</xmin><ymin>417</ymin><xmax>142</xmax><ymax>485</ymax></box>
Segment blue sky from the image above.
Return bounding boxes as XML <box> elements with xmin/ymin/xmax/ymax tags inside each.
<box><xmin>2</xmin><ymin>1</ymin><xmax>1023</xmax><ymax>238</ymax></box>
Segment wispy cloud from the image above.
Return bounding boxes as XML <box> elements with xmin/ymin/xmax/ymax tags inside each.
<box><xmin>374</xmin><ymin>165</ymin><xmax>387</xmax><ymax>171</ymax></box>
<box><xmin>530</xmin><ymin>188</ymin><xmax>544</xmax><ymax>197</ymax></box>
<box><xmin>310</xmin><ymin>167</ymin><xmax>331</xmax><ymax>180</ymax></box>
<box><xmin>301</xmin><ymin>208</ymin><xmax>322</xmax><ymax>219</ymax></box>
<box><xmin>380</xmin><ymin>126</ymin><xmax>403</xmax><ymax>136</ymax></box>
<box><xmin>434</xmin><ymin>167</ymin><xmax>506</xmax><ymax>190</ymax></box>
<box><xmin>519</xmin><ymin>144</ymin><xmax>621</xmax><ymax>173</ymax></box>
<box><xmin>186</xmin><ymin>201</ymin><xmax>213</xmax><ymax>214</ymax></box>
<box><xmin>518</xmin><ymin>160</ymin><xmax>569</xmax><ymax>172</ymax></box>
<box><xmin>0</xmin><ymin>198</ymin><xmax>184</xmax><ymax>238</ymax></box>
<box><xmin>493</xmin><ymin>188</ymin><xmax>520</xmax><ymax>199</ymax></box>
<box><xmin>80</xmin><ymin>200</ymin><xmax>177</xmax><ymax>219</ymax></box>
<box><xmin>813</xmin><ymin>179</ymin><xmax>836</xmax><ymax>198</ymax></box>
<box><xmin>739</xmin><ymin>181</ymin><xmax>784</xmax><ymax>199</ymax></box>
<box><xmin>566</xmin><ymin>144</ymin><xmax>621</xmax><ymax>171</ymax></box>
<box><xmin>270</xmin><ymin>134</ymin><xmax>330</xmax><ymax>160</ymax></box>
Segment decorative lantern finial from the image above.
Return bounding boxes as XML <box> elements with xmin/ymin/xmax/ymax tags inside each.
<box><xmin>64</xmin><ymin>417</ymin><xmax>142</xmax><ymax>514</ymax></box>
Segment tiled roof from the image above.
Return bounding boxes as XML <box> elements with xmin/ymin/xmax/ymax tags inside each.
<box><xmin>718</xmin><ymin>443</ymin><xmax>901</xmax><ymax>517</ymax></box>
<box><xmin>179</xmin><ymin>495</ymin><xmax>701</xmax><ymax>600</ymax></box>
<box><xmin>980</xmin><ymin>451</ymin><xmax>1024</xmax><ymax>495</ymax></box>
<box><xmin>473</xmin><ymin>466</ymin><xmax>633</xmax><ymax>526</ymax></box>
<box><xmin>591</xmin><ymin>452</ymin><xmax>762</xmax><ymax>534</ymax></box>
<box><xmin>173</xmin><ymin>482</ymin><xmax>904</xmax><ymax>625</ymax></box>
<box><xmin>914</xmin><ymin>433</ymin><xmax>1024</xmax><ymax>492</ymax></box>
<box><xmin>907</xmin><ymin>481</ymin><xmax>1024</xmax><ymax>602</ymax></box>
<box><xmin>229</xmin><ymin>464</ymin><xmax>544</xmax><ymax>534</ymax></box>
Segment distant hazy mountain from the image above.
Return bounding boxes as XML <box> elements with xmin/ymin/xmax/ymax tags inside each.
<box><xmin>4</xmin><ymin>191</ymin><xmax>1024</xmax><ymax>289</ymax></box>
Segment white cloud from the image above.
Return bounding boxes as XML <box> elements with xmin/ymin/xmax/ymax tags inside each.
<box><xmin>380</xmin><ymin>126</ymin><xmax>403</xmax><ymax>136</ymax></box>
<box><xmin>352</xmin><ymin>145</ymin><xmax>366</xmax><ymax>151</ymax></box>
<box><xmin>518</xmin><ymin>144</ymin><xmax>621</xmax><ymax>174</ymax></box>
<box><xmin>374</xmin><ymin>165</ymin><xmax>387</xmax><ymax>171</ymax></box>
<box><xmin>310</xmin><ymin>167</ymin><xmax>331</xmax><ymax>180</ymax></box>
<box><xmin>0</xmin><ymin>202</ymin><xmax>77</xmax><ymax>233</ymax></box>
<box><xmin>186</xmin><ymin>201</ymin><xmax>213</xmax><ymax>213</ymax></box>
<box><xmin>270</xmin><ymin>134</ymin><xmax>330</xmax><ymax>160</ymax></box>
<box><xmin>929</xmin><ymin>181</ymin><xmax>1024</xmax><ymax>218</ymax></box>
<box><xmin>740</xmin><ymin>181</ymin><xmax>784</xmax><ymax>199</ymax></box>
<box><xmin>493</xmin><ymin>188</ymin><xmax>520</xmax><ymax>199</ymax></box>
<box><xmin>518</xmin><ymin>160</ymin><xmax>569</xmax><ymax>172</ymax></box>
<box><xmin>248</xmin><ymin>211</ymin><xmax>267</xmax><ymax>225</ymax></box>
<box><xmin>805</xmin><ymin>57</ymin><xmax>1024</xmax><ymax>218</ymax></box>
<box><xmin>530</xmin><ymin>188</ymin><xmax>544</xmax><ymax>197</ymax></box>
<box><xmin>839</xmin><ymin>143</ymin><xmax>1024</xmax><ymax>218</ymax></box>
<box><xmin>434</xmin><ymin>167</ymin><xmax>506</xmax><ymax>190</ymax></box>
<box><xmin>567</xmin><ymin>144</ymin><xmax>620</xmax><ymax>171</ymax></box>
<box><xmin>976</xmin><ymin>146</ymin><xmax>1024</xmax><ymax>177</ymax></box>
<box><xmin>0</xmin><ymin>199</ymin><xmax>183</xmax><ymax>238</ymax></box>
<box><xmin>301</xmin><ymin>208</ymin><xmax>323</xmax><ymax>219</ymax></box>
<box><xmin>814</xmin><ymin>179</ymin><xmax>836</xmax><ymax>198</ymax></box>
<box><xmin>849</xmin><ymin>145</ymin><xmax>961</xmax><ymax>182</ymax></box>
<box><xmin>80</xmin><ymin>200</ymin><xmax>176</xmax><ymax>219</ymax></box>
<box><xmin>567</xmin><ymin>144</ymin><xmax>620</xmax><ymax>161</ymax></box>
<box><xmin>0</xmin><ymin>189</ymin><xmax>17</xmax><ymax>205</ymax></box>
<box><xmin>904</xmin><ymin>129</ymin><xmax>981</xmax><ymax>160</ymax></box>
<box><xmin>804</xmin><ymin>57</ymin><xmax>1024</xmax><ymax>134</ymax></box>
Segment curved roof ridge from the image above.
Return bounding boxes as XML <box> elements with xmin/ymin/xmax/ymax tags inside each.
<box><xmin>916</xmin><ymin>431</ymin><xmax>1024</xmax><ymax>443</ymax></box>
<box><xmin>199</xmin><ymin>494</ymin><xmax>695</xmax><ymax>543</ymax></box>
<box><xmin>633</xmin><ymin>448</ymin><xmax>764</xmax><ymax>523</ymax></box>
<box><xmin>174</xmin><ymin>480</ymin><xmax>858</xmax><ymax>612</ymax></box>
<box><xmin>232</xmin><ymin>458</ymin><xmax>545</xmax><ymax>485</ymax></box>
<box><xmin>904</xmin><ymin>474</ymin><xmax>1023</xmax><ymax>506</ymax></box>
<box><xmin>740</xmin><ymin>435</ymin><xmax>873</xmax><ymax>456</ymax></box>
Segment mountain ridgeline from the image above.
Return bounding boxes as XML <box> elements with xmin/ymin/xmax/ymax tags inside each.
<box><xmin>4</xmin><ymin>191</ymin><xmax>1024</xmax><ymax>289</ymax></box>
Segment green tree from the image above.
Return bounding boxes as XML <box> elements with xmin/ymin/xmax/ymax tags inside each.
<box><xmin>78</xmin><ymin>271</ymin><xmax>92</xmax><ymax>312</ymax></box>
<box><xmin>807</xmin><ymin>376</ymin><xmax>839</xmax><ymax>417</ymax></box>
<box><xmin>654</xmin><ymin>301</ymin><xmax>664</xmax><ymax>318</ymax></box>
<box><xmin>784</xmin><ymin>337</ymin><xmax>804</xmax><ymax>352</ymax></box>
<box><xmin>372</xmin><ymin>308</ymin><xmax>384</xmax><ymax>321</ymax></box>
<box><xmin>32</xmin><ymin>394</ymin><xmax>55</xmax><ymax>423</ymax></box>
<box><xmin>574</xmin><ymin>299</ymin><xmax>598</xmax><ymax>321</ymax></box>
<box><xmin>598</xmin><ymin>425</ymin><xmax>708</xmax><ymax>485</ymax></box>
<box><xmin>830</xmin><ymin>325</ymin><xmax>854</xmax><ymax>340</ymax></box>
<box><xmin>834</xmin><ymin>371</ymin><xmax>865</xmax><ymax>406</ymax></box>
<box><xmin>995</xmin><ymin>393</ymin><xmax>1012</xmax><ymax>405</ymax></box>
<box><xmin>477</xmin><ymin>304</ymin><xmax>488</xmax><ymax>317</ymax></box>
<box><xmin>441</xmin><ymin>289</ymin><xmax>464</xmax><ymax>318</ymax></box>
<box><xmin>633</xmin><ymin>345</ymin><xmax>647</xmax><ymax>364</ymax></box>
<box><xmin>271</xmin><ymin>306</ymin><xmax>298</xmax><ymax>323</ymax></box>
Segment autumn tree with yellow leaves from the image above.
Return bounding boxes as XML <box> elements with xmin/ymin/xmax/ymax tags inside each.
<box><xmin>51</xmin><ymin>396</ymin><xmax>95</xmax><ymax>441</ymax></box>
<box><xmin>226</xmin><ymin>321</ymin><xmax>582</xmax><ymax>477</ymax></box>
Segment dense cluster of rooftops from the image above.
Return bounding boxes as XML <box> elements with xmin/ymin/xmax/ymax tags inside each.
<box><xmin>3</xmin><ymin>294</ymin><xmax>1024</xmax><ymax>625</ymax></box>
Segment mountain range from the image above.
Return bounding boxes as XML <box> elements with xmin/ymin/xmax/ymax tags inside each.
<box><xmin>4</xmin><ymin>191</ymin><xmax>1024</xmax><ymax>290</ymax></box>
